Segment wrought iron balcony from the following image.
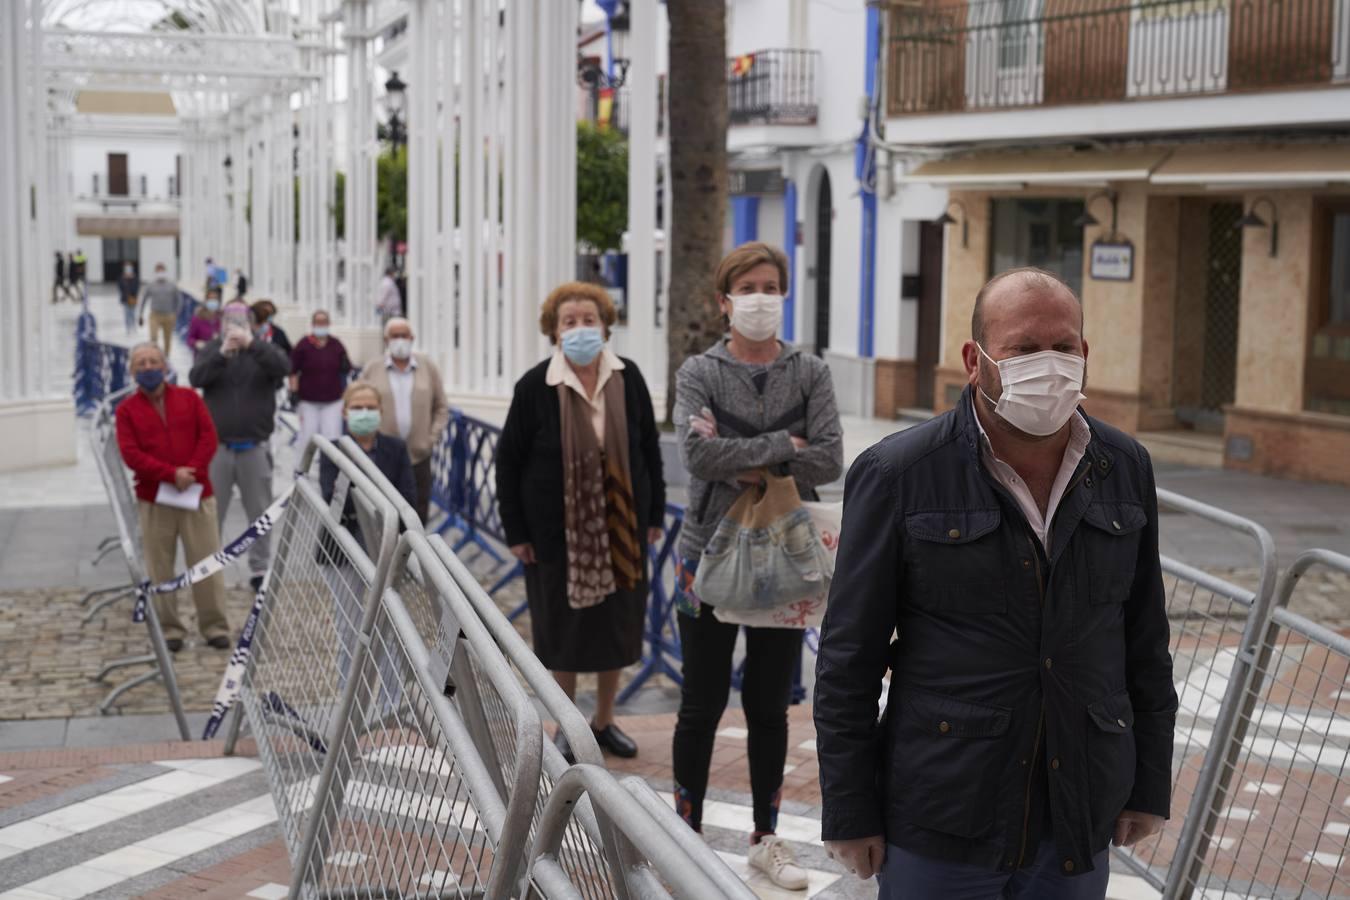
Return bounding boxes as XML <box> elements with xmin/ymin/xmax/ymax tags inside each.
<box><xmin>886</xmin><ymin>0</ymin><xmax>1350</xmax><ymax>116</ymax></box>
<box><xmin>728</xmin><ymin>49</ymin><xmax>819</xmax><ymax>125</ymax></box>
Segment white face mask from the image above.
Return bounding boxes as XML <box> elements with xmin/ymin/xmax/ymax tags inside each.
<box><xmin>388</xmin><ymin>337</ymin><xmax>413</xmax><ymax>360</ymax></box>
<box><xmin>977</xmin><ymin>344</ymin><xmax>1085</xmax><ymax>437</ymax></box>
<box><xmin>727</xmin><ymin>292</ymin><xmax>784</xmax><ymax>342</ymax></box>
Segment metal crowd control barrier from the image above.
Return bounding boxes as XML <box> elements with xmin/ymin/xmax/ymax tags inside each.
<box><xmin>221</xmin><ymin>438</ymin><xmax>399</xmax><ymax>874</ymax></box>
<box><xmin>528</xmin><ymin>766</ymin><xmax>758</xmax><ymax>900</ymax></box>
<box><xmin>1110</xmin><ymin>488</ymin><xmax>1280</xmax><ymax>896</ymax></box>
<box><xmin>431</xmin><ymin>412</ymin><xmax>519</xmax><ymax>596</ymax></box>
<box><xmin>87</xmin><ymin>388</ymin><xmax>191</xmax><ymax>736</ymax></box>
<box><xmin>338</xmin><ymin>435</ymin><xmax>638</xmax><ymax>897</ymax></box>
<box><xmin>618</xmin><ymin>503</ymin><xmax>686</xmax><ymax>705</ymax></box>
<box><xmin>174</xmin><ymin>289</ymin><xmax>199</xmax><ymax>340</ymax></box>
<box><xmin>289</xmin><ymin>529</ymin><xmax>543</xmax><ymax>898</ymax></box>
<box><xmin>74</xmin><ymin>309</ymin><xmax>130</xmax><ymax>416</ymax></box>
<box><xmin>342</xmin><ymin>430</ymin><xmax>758</xmax><ymax>897</ymax></box>
<box><xmin>1168</xmin><ymin>548</ymin><xmax>1350</xmax><ymax>900</ymax></box>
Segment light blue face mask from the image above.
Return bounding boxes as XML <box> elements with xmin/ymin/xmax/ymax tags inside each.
<box><xmin>347</xmin><ymin>409</ymin><xmax>380</xmax><ymax>436</ymax></box>
<box><xmin>561</xmin><ymin>326</ymin><xmax>605</xmax><ymax>366</ymax></box>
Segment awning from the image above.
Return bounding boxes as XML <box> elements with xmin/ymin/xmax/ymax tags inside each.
<box><xmin>1150</xmin><ymin>143</ymin><xmax>1350</xmax><ymax>185</ymax></box>
<box><xmin>76</xmin><ymin>215</ymin><xmax>180</xmax><ymax>238</ymax></box>
<box><xmin>902</xmin><ymin>148</ymin><xmax>1170</xmax><ymax>187</ymax></box>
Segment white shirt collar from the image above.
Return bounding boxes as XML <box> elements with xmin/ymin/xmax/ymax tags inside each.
<box><xmin>971</xmin><ymin>392</ymin><xmax>1091</xmax><ymax>458</ymax></box>
<box><xmin>385</xmin><ymin>353</ymin><xmax>417</xmax><ymax>371</ymax></box>
<box><xmin>545</xmin><ymin>347</ymin><xmax>624</xmax><ymax>392</ymax></box>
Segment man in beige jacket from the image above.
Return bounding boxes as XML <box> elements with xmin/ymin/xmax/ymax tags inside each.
<box><xmin>360</xmin><ymin>317</ymin><xmax>450</xmax><ymax>523</ymax></box>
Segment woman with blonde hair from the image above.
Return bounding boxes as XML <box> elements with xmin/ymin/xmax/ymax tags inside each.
<box><xmin>671</xmin><ymin>241</ymin><xmax>843</xmax><ymax>890</ymax></box>
<box><xmin>496</xmin><ymin>281</ymin><xmax>667</xmax><ymax>761</ymax></box>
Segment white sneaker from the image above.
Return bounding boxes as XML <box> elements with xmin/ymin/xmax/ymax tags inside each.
<box><xmin>747</xmin><ymin>835</ymin><xmax>809</xmax><ymax>891</ymax></box>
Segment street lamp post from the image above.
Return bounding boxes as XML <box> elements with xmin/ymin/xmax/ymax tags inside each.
<box><xmin>382</xmin><ymin>71</ymin><xmax>407</xmax><ymax>293</ymax></box>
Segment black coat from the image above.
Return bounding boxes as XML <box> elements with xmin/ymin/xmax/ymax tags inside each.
<box><xmin>814</xmin><ymin>386</ymin><xmax>1177</xmax><ymax>876</ymax></box>
<box><xmin>497</xmin><ymin>356</ymin><xmax>666</xmax><ymax>564</ymax></box>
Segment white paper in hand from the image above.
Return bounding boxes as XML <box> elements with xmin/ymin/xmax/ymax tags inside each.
<box><xmin>155</xmin><ymin>481</ymin><xmax>203</xmax><ymax>510</ymax></box>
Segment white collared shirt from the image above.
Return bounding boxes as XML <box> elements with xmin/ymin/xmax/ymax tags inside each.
<box><xmin>386</xmin><ymin>353</ymin><xmax>418</xmax><ymax>440</ymax></box>
<box><xmin>546</xmin><ymin>347</ymin><xmax>625</xmax><ymax>443</ymax></box>
<box><xmin>972</xmin><ymin>395</ymin><xmax>1091</xmax><ymax>550</ymax></box>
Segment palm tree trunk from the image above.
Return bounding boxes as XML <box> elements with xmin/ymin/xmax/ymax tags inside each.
<box><xmin>664</xmin><ymin>0</ymin><xmax>728</xmax><ymax>424</ymax></box>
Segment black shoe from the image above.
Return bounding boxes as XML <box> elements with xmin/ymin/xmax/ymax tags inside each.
<box><xmin>592</xmin><ymin>723</ymin><xmax>638</xmax><ymax>759</ymax></box>
<box><xmin>553</xmin><ymin>729</ymin><xmax>575</xmax><ymax>765</ymax></box>
<box><xmin>249</xmin><ymin>575</ymin><xmax>264</xmax><ymax>593</ymax></box>
<box><xmin>207</xmin><ymin>635</ymin><xmax>232</xmax><ymax>650</ymax></box>
<box><xmin>165</xmin><ymin>638</ymin><xmax>184</xmax><ymax>653</ymax></box>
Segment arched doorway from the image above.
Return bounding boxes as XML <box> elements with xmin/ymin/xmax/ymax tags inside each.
<box><xmin>814</xmin><ymin>170</ymin><xmax>832</xmax><ymax>355</ymax></box>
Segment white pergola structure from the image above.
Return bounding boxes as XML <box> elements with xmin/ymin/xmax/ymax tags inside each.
<box><xmin>0</xmin><ymin>0</ymin><xmax>577</xmax><ymax>472</ymax></box>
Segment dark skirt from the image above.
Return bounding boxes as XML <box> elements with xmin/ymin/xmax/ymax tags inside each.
<box><xmin>524</xmin><ymin>557</ymin><xmax>646</xmax><ymax>672</ymax></box>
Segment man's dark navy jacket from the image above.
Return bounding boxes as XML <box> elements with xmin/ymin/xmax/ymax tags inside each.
<box><xmin>814</xmin><ymin>386</ymin><xmax>1178</xmax><ymax>876</ymax></box>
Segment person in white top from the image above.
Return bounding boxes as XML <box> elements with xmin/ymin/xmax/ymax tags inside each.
<box><xmin>376</xmin><ymin>267</ymin><xmax>403</xmax><ymax>322</ymax></box>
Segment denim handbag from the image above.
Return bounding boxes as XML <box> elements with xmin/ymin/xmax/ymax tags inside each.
<box><xmin>692</xmin><ymin>470</ymin><xmax>834</xmax><ymax>611</ymax></box>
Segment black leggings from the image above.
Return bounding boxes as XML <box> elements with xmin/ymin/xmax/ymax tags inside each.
<box><xmin>672</xmin><ymin>609</ymin><xmax>802</xmax><ymax>834</ymax></box>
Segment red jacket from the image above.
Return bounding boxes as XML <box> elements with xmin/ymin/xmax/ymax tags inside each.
<box><xmin>115</xmin><ymin>384</ymin><xmax>218</xmax><ymax>502</ymax></box>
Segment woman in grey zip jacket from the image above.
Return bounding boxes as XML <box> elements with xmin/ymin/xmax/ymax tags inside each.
<box><xmin>671</xmin><ymin>242</ymin><xmax>843</xmax><ymax>890</ymax></box>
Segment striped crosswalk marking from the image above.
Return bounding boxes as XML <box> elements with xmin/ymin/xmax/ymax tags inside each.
<box><xmin>0</xmin><ymin>792</ymin><xmax>279</xmax><ymax>899</ymax></box>
<box><xmin>0</xmin><ymin>758</ymin><xmax>261</xmax><ymax>863</ymax></box>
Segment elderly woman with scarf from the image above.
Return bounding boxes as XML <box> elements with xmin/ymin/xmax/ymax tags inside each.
<box><xmin>497</xmin><ymin>281</ymin><xmax>666</xmax><ymax>761</ymax></box>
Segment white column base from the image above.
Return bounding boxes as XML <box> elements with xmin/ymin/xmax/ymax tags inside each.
<box><xmin>0</xmin><ymin>399</ymin><xmax>77</xmax><ymax>473</ymax></box>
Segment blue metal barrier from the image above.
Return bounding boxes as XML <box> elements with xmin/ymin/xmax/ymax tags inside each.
<box><xmin>618</xmin><ymin>503</ymin><xmax>686</xmax><ymax>704</ymax></box>
<box><xmin>175</xmin><ymin>290</ymin><xmax>199</xmax><ymax>340</ymax></box>
<box><xmin>73</xmin><ymin>310</ymin><xmax>130</xmax><ymax>417</ymax></box>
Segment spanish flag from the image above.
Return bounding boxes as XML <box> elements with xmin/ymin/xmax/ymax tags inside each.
<box><xmin>731</xmin><ymin>53</ymin><xmax>756</xmax><ymax>77</ymax></box>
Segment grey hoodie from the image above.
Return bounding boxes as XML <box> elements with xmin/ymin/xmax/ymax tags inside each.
<box><xmin>674</xmin><ymin>338</ymin><xmax>844</xmax><ymax>561</ymax></box>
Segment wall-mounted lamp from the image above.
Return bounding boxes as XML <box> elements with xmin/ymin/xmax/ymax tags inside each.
<box><xmin>1235</xmin><ymin>196</ymin><xmax>1279</xmax><ymax>257</ymax></box>
<box><xmin>935</xmin><ymin>200</ymin><xmax>968</xmax><ymax>248</ymax></box>
<box><xmin>1073</xmin><ymin>189</ymin><xmax>1119</xmax><ymax>239</ymax></box>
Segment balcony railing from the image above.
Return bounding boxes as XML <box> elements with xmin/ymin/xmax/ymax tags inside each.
<box><xmin>886</xmin><ymin>0</ymin><xmax>1350</xmax><ymax>116</ymax></box>
<box><xmin>728</xmin><ymin>48</ymin><xmax>819</xmax><ymax>125</ymax></box>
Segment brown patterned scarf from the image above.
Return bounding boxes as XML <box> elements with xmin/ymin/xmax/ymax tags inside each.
<box><xmin>559</xmin><ymin>372</ymin><xmax>642</xmax><ymax>609</ymax></box>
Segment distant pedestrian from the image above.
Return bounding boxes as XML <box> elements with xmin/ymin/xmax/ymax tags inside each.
<box><xmin>235</xmin><ymin>269</ymin><xmax>249</xmax><ymax>300</ymax></box>
<box><xmin>290</xmin><ymin>310</ymin><xmax>351</xmax><ymax>453</ymax></box>
<box><xmin>52</xmin><ymin>252</ymin><xmax>68</xmax><ymax>303</ymax></box>
<box><xmin>71</xmin><ymin>249</ymin><xmax>87</xmax><ymax>296</ymax></box>
<box><xmin>138</xmin><ymin>264</ymin><xmax>182</xmax><ymax>358</ymax></box>
<box><xmin>251</xmin><ymin>300</ymin><xmax>291</xmax><ymax>355</ymax></box>
<box><xmin>186</xmin><ymin>289</ymin><xmax>223</xmax><ymax>357</ymax></box>
<box><xmin>376</xmin><ymin>267</ymin><xmax>402</xmax><ymax>321</ymax></box>
<box><xmin>190</xmin><ymin>302</ymin><xmax>290</xmax><ymax>592</ymax></box>
<box><xmin>116</xmin><ymin>343</ymin><xmax>230</xmax><ymax>652</ymax></box>
<box><xmin>359</xmin><ymin>317</ymin><xmax>448</xmax><ymax>524</ymax></box>
<box><xmin>496</xmin><ymin>281</ymin><xmax>667</xmax><ymax>765</ymax></box>
<box><xmin>118</xmin><ymin>262</ymin><xmax>140</xmax><ymax>334</ymax></box>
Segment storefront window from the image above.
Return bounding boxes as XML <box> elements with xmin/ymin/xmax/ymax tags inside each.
<box><xmin>1306</xmin><ymin>209</ymin><xmax>1350</xmax><ymax>416</ymax></box>
<box><xmin>989</xmin><ymin>198</ymin><xmax>1086</xmax><ymax>298</ymax></box>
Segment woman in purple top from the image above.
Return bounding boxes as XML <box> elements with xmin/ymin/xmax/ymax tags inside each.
<box><xmin>288</xmin><ymin>309</ymin><xmax>352</xmax><ymax>452</ymax></box>
<box><xmin>186</xmin><ymin>289</ymin><xmax>223</xmax><ymax>357</ymax></box>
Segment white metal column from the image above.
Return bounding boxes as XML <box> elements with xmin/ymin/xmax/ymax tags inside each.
<box><xmin>627</xmin><ymin>0</ymin><xmax>660</xmax><ymax>373</ymax></box>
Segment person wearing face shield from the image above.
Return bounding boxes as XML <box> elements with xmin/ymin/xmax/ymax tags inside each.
<box><xmin>189</xmin><ymin>302</ymin><xmax>290</xmax><ymax>592</ymax></box>
<box><xmin>670</xmin><ymin>241</ymin><xmax>844</xmax><ymax>891</ymax></box>
<box><xmin>359</xmin><ymin>317</ymin><xmax>449</xmax><ymax>524</ymax></box>
<box><xmin>495</xmin><ymin>282</ymin><xmax>667</xmax><ymax>765</ymax></box>
<box><xmin>815</xmin><ymin>268</ymin><xmax>1177</xmax><ymax>899</ymax></box>
<box><xmin>115</xmin><ymin>343</ymin><xmax>230</xmax><ymax>652</ymax></box>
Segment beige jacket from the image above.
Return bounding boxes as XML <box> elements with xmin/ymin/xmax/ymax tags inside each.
<box><xmin>359</xmin><ymin>352</ymin><xmax>450</xmax><ymax>464</ymax></box>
